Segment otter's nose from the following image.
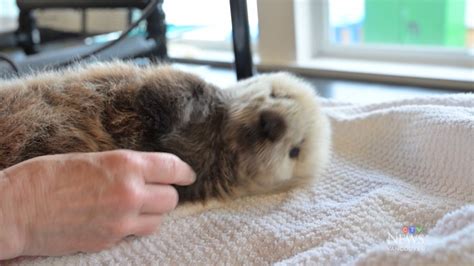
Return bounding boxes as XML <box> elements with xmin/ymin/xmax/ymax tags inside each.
<box><xmin>259</xmin><ymin>110</ymin><xmax>287</xmax><ymax>142</ymax></box>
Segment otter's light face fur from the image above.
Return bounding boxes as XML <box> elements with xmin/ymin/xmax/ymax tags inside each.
<box><xmin>222</xmin><ymin>73</ymin><xmax>331</xmax><ymax>197</ymax></box>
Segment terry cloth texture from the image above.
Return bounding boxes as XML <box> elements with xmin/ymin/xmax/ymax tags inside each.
<box><xmin>5</xmin><ymin>94</ymin><xmax>474</xmax><ymax>265</ymax></box>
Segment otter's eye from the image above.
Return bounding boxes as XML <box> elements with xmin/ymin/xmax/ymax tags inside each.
<box><xmin>270</xmin><ymin>90</ymin><xmax>291</xmax><ymax>99</ymax></box>
<box><xmin>289</xmin><ymin>147</ymin><xmax>300</xmax><ymax>159</ymax></box>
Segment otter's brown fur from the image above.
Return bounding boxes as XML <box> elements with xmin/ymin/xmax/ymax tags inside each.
<box><xmin>0</xmin><ymin>61</ymin><xmax>331</xmax><ymax>203</ymax></box>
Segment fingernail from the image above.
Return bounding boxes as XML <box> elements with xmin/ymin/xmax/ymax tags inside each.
<box><xmin>179</xmin><ymin>159</ymin><xmax>196</xmax><ymax>185</ymax></box>
<box><xmin>188</xmin><ymin>168</ymin><xmax>197</xmax><ymax>183</ymax></box>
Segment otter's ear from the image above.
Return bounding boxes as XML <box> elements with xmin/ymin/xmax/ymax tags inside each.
<box><xmin>259</xmin><ymin>110</ymin><xmax>287</xmax><ymax>142</ymax></box>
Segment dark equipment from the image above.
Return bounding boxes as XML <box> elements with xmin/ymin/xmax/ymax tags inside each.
<box><xmin>230</xmin><ymin>0</ymin><xmax>254</xmax><ymax>80</ymax></box>
<box><xmin>0</xmin><ymin>0</ymin><xmax>254</xmax><ymax>80</ymax></box>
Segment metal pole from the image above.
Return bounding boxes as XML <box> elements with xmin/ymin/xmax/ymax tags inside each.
<box><xmin>146</xmin><ymin>0</ymin><xmax>168</xmax><ymax>60</ymax></box>
<box><xmin>229</xmin><ymin>0</ymin><xmax>254</xmax><ymax>80</ymax></box>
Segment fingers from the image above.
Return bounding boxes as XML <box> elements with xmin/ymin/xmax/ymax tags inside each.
<box><xmin>139</xmin><ymin>152</ymin><xmax>196</xmax><ymax>186</ymax></box>
<box><xmin>132</xmin><ymin>215</ymin><xmax>162</xmax><ymax>236</ymax></box>
<box><xmin>99</xmin><ymin>150</ymin><xmax>196</xmax><ymax>186</ymax></box>
<box><xmin>141</xmin><ymin>184</ymin><xmax>178</xmax><ymax>214</ymax></box>
<box><xmin>127</xmin><ymin>184</ymin><xmax>177</xmax><ymax>237</ymax></box>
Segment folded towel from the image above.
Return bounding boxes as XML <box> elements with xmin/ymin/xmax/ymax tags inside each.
<box><xmin>8</xmin><ymin>94</ymin><xmax>474</xmax><ymax>265</ymax></box>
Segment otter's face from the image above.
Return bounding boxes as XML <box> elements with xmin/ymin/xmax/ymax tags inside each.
<box><xmin>222</xmin><ymin>73</ymin><xmax>331</xmax><ymax>196</ymax></box>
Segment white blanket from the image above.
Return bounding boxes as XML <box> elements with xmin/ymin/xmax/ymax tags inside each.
<box><xmin>7</xmin><ymin>94</ymin><xmax>474</xmax><ymax>265</ymax></box>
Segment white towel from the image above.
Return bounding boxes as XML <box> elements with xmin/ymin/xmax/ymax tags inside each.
<box><xmin>7</xmin><ymin>94</ymin><xmax>474</xmax><ymax>265</ymax></box>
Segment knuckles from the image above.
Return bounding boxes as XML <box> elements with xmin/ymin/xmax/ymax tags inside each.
<box><xmin>98</xmin><ymin>150</ymin><xmax>145</xmax><ymax>211</ymax></box>
<box><xmin>114</xmin><ymin>178</ymin><xmax>143</xmax><ymax>211</ymax></box>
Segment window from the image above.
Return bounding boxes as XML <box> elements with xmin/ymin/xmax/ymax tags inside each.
<box><xmin>320</xmin><ymin>0</ymin><xmax>474</xmax><ymax>67</ymax></box>
<box><xmin>328</xmin><ymin>0</ymin><xmax>473</xmax><ymax>49</ymax></box>
<box><xmin>163</xmin><ymin>0</ymin><xmax>259</xmax><ymax>59</ymax></box>
<box><xmin>0</xmin><ymin>0</ymin><xmax>18</xmax><ymax>33</ymax></box>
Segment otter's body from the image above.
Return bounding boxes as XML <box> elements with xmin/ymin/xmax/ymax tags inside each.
<box><xmin>0</xmin><ymin>62</ymin><xmax>331</xmax><ymax>203</ymax></box>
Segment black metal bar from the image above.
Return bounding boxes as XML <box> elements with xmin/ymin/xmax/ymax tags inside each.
<box><xmin>229</xmin><ymin>0</ymin><xmax>254</xmax><ymax>80</ymax></box>
<box><xmin>146</xmin><ymin>0</ymin><xmax>168</xmax><ymax>60</ymax></box>
<box><xmin>16</xmin><ymin>10</ymin><xmax>40</xmax><ymax>55</ymax></box>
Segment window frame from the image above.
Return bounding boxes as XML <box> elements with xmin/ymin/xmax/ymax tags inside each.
<box><xmin>314</xmin><ymin>0</ymin><xmax>474</xmax><ymax>68</ymax></box>
<box><xmin>256</xmin><ymin>0</ymin><xmax>473</xmax><ymax>90</ymax></box>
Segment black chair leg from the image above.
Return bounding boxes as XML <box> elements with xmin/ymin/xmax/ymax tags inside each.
<box><xmin>229</xmin><ymin>0</ymin><xmax>254</xmax><ymax>80</ymax></box>
<box><xmin>16</xmin><ymin>10</ymin><xmax>40</xmax><ymax>55</ymax></box>
<box><xmin>146</xmin><ymin>0</ymin><xmax>168</xmax><ymax>60</ymax></box>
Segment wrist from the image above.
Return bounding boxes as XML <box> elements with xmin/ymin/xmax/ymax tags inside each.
<box><xmin>0</xmin><ymin>170</ymin><xmax>27</xmax><ymax>260</ymax></box>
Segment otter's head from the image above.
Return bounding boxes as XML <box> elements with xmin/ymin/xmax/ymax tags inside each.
<box><xmin>138</xmin><ymin>68</ymin><xmax>330</xmax><ymax>202</ymax></box>
<box><xmin>221</xmin><ymin>72</ymin><xmax>331</xmax><ymax>197</ymax></box>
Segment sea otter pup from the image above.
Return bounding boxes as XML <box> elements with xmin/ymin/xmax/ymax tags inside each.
<box><xmin>0</xmin><ymin>61</ymin><xmax>331</xmax><ymax>202</ymax></box>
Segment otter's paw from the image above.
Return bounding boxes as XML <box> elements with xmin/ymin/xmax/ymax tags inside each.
<box><xmin>223</xmin><ymin>72</ymin><xmax>331</xmax><ymax>197</ymax></box>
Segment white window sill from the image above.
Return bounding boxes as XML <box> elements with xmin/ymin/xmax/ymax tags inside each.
<box><xmin>168</xmin><ymin>46</ymin><xmax>473</xmax><ymax>90</ymax></box>
<box><xmin>272</xmin><ymin>57</ymin><xmax>474</xmax><ymax>91</ymax></box>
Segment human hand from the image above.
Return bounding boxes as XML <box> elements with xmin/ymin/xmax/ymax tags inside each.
<box><xmin>0</xmin><ymin>150</ymin><xmax>195</xmax><ymax>259</ymax></box>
